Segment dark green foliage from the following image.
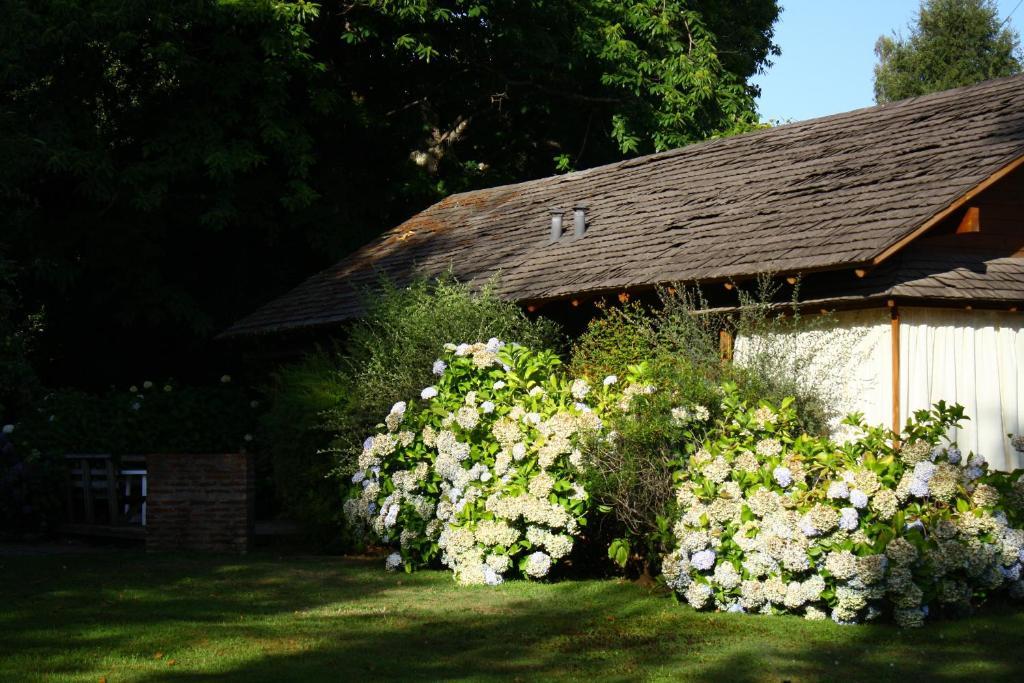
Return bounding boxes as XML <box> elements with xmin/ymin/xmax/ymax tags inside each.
<box><xmin>573</xmin><ymin>283</ymin><xmax>834</xmax><ymax>573</ymax></box>
<box><xmin>14</xmin><ymin>381</ymin><xmax>258</xmax><ymax>457</ymax></box>
<box><xmin>0</xmin><ymin>257</ymin><xmax>42</xmax><ymax>419</ymax></box>
<box><xmin>257</xmin><ymin>351</ymin><xmax>352</xmax><ymax>544</ymax></box>
<box><xmin>874</xmin><ymin>0</ymin><xmax>1022</xmax><ymax>103</ymax></box>
<box><xmin>1</xmin><ymin>0</ymin><xmax>779</xmax><ymax>388</ymax></box>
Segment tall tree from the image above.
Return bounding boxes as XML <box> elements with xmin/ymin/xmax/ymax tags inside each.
<box><xmin>0</xmin><ymin>1</ymin><xmax>779</xmax><ymax>387</ymax></box>
<box><xmin>874</xmin><ymin>0</ymin><xmax>1023</xmax><ymax>103</ymax></box>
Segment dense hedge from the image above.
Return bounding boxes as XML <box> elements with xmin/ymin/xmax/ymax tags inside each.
<box><xmin>662</xmin><ymin>388</ymin><xmax>1024</xmax><ymax>627</ymax></box>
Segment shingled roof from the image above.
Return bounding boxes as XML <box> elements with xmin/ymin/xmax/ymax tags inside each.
<box><xmin>224</xmin><ymin>75</ymin><xmax>1024</xmax><ymax>338</ymax></box>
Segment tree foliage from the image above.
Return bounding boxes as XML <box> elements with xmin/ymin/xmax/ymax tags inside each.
<box><xmin>874</xmin><ymin>0</ymin><xmax>1022</xmax><ymax>103</ymax></box>
<box><xmin>1</xmin><ymin>0</ymin><xmax>778</xmax><ymax>387</ymax></box>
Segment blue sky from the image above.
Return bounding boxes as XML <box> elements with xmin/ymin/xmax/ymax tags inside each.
<box><xmin>752</xmin><ymin>0</ymin><xmax>1024</xmax><ymax>122</ymax></box>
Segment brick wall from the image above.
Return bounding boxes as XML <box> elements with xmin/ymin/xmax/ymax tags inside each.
<box><xmin>146</xmin><ymin>453</ymin><xmax>254</xmax><ymax>553</ymax></box>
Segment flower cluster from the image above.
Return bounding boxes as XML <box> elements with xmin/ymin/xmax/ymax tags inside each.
<box><xmin>663</xmin><ymin>386</ymin><xmax>1024</xmax><ymax>627</ymax></box>
<box><xmin>344</xmin><ymin>340</ymin><xmax>622</xmax><ymax>584</ymax></box>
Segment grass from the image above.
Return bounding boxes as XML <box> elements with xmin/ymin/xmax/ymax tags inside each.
<box><xmin>1</xmin><ymin>551</ymin><xmax>1023</xmax><ymax>682</ymax></box>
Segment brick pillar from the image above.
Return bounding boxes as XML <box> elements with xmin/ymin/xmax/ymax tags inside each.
<box><xmin>146</xmin><ymin>453</ymin><xmax>254</xmax><ymax>553</ymax></box>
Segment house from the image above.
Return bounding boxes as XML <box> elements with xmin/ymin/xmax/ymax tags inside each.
<box><xmin>224</xmin><ymin>75</ymin><xmax>1024</xmax><ymax>469</ymax></box>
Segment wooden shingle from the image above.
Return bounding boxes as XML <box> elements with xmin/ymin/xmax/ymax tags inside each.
<box><xmin>224</xmin><ymin>75</ymin><xmax>1024</xmax><ymax>337</ymax></box>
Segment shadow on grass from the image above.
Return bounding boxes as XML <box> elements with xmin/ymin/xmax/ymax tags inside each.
<box><xmin>1</xmin><ymin>551</ymin><xmax>1022</xmax><ymax>682</ymax></box>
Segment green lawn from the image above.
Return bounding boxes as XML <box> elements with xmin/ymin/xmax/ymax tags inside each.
<box><xmin>1</xmin><ymin>551</ymin><xmax>1022</xmax><ymax>682</ymax></box>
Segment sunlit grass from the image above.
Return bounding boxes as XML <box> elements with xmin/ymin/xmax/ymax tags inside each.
<box><xmin>1</xmin><ymin>551</ymin><xmax>1022</xmax><ymax>681</ymax></box>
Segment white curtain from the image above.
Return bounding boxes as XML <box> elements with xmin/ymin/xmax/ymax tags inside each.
<box><xmin>900</xmin><ymin>308</ymin><xmax>1024</xmax><ymax>471</ymax></box>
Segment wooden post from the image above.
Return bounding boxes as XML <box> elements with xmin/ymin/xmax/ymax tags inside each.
<box><xmin>890</xmin><ymin>303</ymin><xmax>901</xmax><ymax>437</ymax></box>
<box><xmin>81</xmin><ymin>457</ymin><xmax>94</xmax><ymax>525</ymax></box>
<box><xmin>719</xmin><ymin>328</ymin><xmax>734</xmax><ymax>362</ymax></box>
<box><xmin>65</xmin><ymin>459</ymin><xmax>76</xmax><ymax>523</ymax></box>
<box><xmin>105</xmin><ymin>458</ymin><xmax>118</xmax><ymax>525</ymax></box>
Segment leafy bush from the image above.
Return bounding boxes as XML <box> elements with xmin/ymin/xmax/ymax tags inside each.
<box><xmin>0</xmin><ymin>256</ymin><xmax>42</xmax><ymax>420</ymax></box>
<box><xmin>14</xmin><ymin>378</ymin><xmax>257</xmax><ymax>457</ymax></box>
<box><xmin>257</xmin><ymin>351</ymin><xmax>352</xmax><ymax>542</ymax></box>
<box><xmin>573</xmin><ymin>284</ymin><xmax>837</xmax><ymax>572</ymax></box>
<box><xmin>260</xmin><ymin>276</ymin><xmax>562</xmax><ymax>540</ymax></box>
<box><xmin>336</xmin><ymin>276</ymin><xmax>562</xmax><ymax>449</ymax></box>
<box><xmin>662</xmin><ymin>386</ymin><xmax>1024</xmax><ymax>627</ymax></box>
<box><xmin>343</xmin><ymin>339</ymin><xmax>622</xmax><ymax>584</ymax></box>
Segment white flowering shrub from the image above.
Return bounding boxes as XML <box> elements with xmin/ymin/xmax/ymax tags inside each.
<box><xmin>663</xmin><ymin>384</ymin><xmax>1024</xmax><ymax>627</ymax></box>
<box><xmin>343</xmin><ymin>339</ymin><xmax>618</xmax><ymax>584</ymax></box>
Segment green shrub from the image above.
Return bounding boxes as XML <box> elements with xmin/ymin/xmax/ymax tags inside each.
<box><xmin>338</xmin><ymin>276</ymin><xmax>563</xmax><ymax>447</ymax></box>
<box><xmin>663</xmin><ymin>386</ymin><xmax>1024</xmax><ymax>627</ymax></box>
<box><xmin>260</xmin><ymin>275</ymin><xmax>563</xmax><ymax>541</ymax></box>
<box><xmin>343</xmin><ymin>339</ymin><xmax>623</xmax><ymax>583</ymax></box>
<box><xmin>573</xmin><ymin>284</ymin><xmax>837</xmax><ymax>573</ymax></box>
<box><xmin>14</xmin><ymin>378</ymin><xmax>257</xmax><ymax>457</ymax></box>
<box><xmin>258</xmin><ymin>351</ymin><xmax>352</xmax><ymax>542</ymax></box>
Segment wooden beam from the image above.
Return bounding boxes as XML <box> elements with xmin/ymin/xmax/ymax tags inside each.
<box><xmin>891</xmin><ymin>305</ymin><xmax>901</xmax><ymax>437</ymax></box>
<box><xmin>955</xmin><ymin>206</ymin><xmax>981</xmax><ymax>234</ymax></box>
<box><xmin>872</xmin><ymin>154</ymin><xmax>1024</xmax><ymax>266</ymax></box>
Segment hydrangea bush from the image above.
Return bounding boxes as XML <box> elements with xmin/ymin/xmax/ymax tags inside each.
<box><xmin>662</xmin><ymin>384</ymin><xmax>1024</xmax><ymax>627</ymax></box>
<box><xmin>344</xmin><ymin>339</ymin><xmax>621</xmax><ymax>584</ymax></box>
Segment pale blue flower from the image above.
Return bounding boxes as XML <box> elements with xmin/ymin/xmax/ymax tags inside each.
<box><xmin>849</xmin><ymin>489</ymin><xmax>869</xmax><ymax>509</ymax></box>
<box><xmin>827</xmin><ymin>481</ymin><xmax>850</xmax><ymax>500</ymax></box>
<box><xmin>908</xmin><ymin>477</ymin><xmax>930</xmax><ymax>498</ymax></box>
<box><xmin>773</xmin><ymin>466</ymin><xmax>793</xmax><ymax>488</ymax></box>
<box><xmin>352</xmin><ymin>471</ymin><xmax>366</xmax><ymax>484</ymax></box>
<box><xmin>913</xmin><ymin>461</ymin><xmax>936</xmax><ymax>482</ymax></box>
<box><xmin>946</xmin><ymin>447</ymin><xmax>962</xmax><ymax>464</ymax></box>
<box><xmin>432</xmin><ymin>360</ymin><xmax>447</xmax><ymax>375</ymax></box>
<box><xmin>385</xmin><ymin>552</ymin><xmax>402</xmax><ymax>571</ymax></box>
<box><xmin>363</xmin><ymin>436</ymin><xmax>375</xmax><ymax>451</ymax></box>
<box><xmin>421</xmin><ymin>386</ymin><xmax>438</xmax><ymax>400</ymax></box>
<box><xmin>691</xmin><ymin>549</ymin><xmax>716</xmax><ymax>571</ymax></box>
<box><xmin>839</xmin><ymin>507</ymin><xmax>859</xmax><ymax>531</ymax></box>
<box><xmin>483</xmin><ymin>565</ymin><xmax>503</xmax><ymax>585</ymax></box>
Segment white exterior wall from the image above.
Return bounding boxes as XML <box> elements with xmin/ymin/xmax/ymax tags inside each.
<box><xmin>735</xmin><ymin>307</ymin><xmax>1024</xmax><ymax>470</ymax></box>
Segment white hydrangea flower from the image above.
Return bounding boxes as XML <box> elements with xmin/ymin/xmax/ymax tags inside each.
<box><xmin>773</xmin><ymin>466</ymin><xmax>793</xmax><ymax>488</ymax></box>
<box><xmin>385</xmin><ymin>552</ymin><xmax>403</xmax><ymax>571</ymax></box>
<box><xmin>421</xmin><ymin>386</ymin><xmax>438</xmax><ymax>400</ymax></box>
<box><xmin>849</xmin><ymin>489</ymin><xmax>869</xmax><ymax>509</ymax></box>
<box><xmin>603</xmin><ymin>375</ymin><xmax>618</xmax><ymax>386</ymax></box>
<box><xmin>691</xmin><ymin>549</ymin><xmax>716</xmax><ymax>571</ymax></box>
<box><xmin>838</xmin><ymin>507</ymin><xmax>859</xmax><ymax>531</ymax></box>
<box><xmin>524</xmin><ymin>551</ymin><xmax>553</xmax><ymax>578</ymax></box>
<box><xmin>432</xmin><ymin>359</ymin><xmax>447</xmax><ymax>375</ymax></box>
